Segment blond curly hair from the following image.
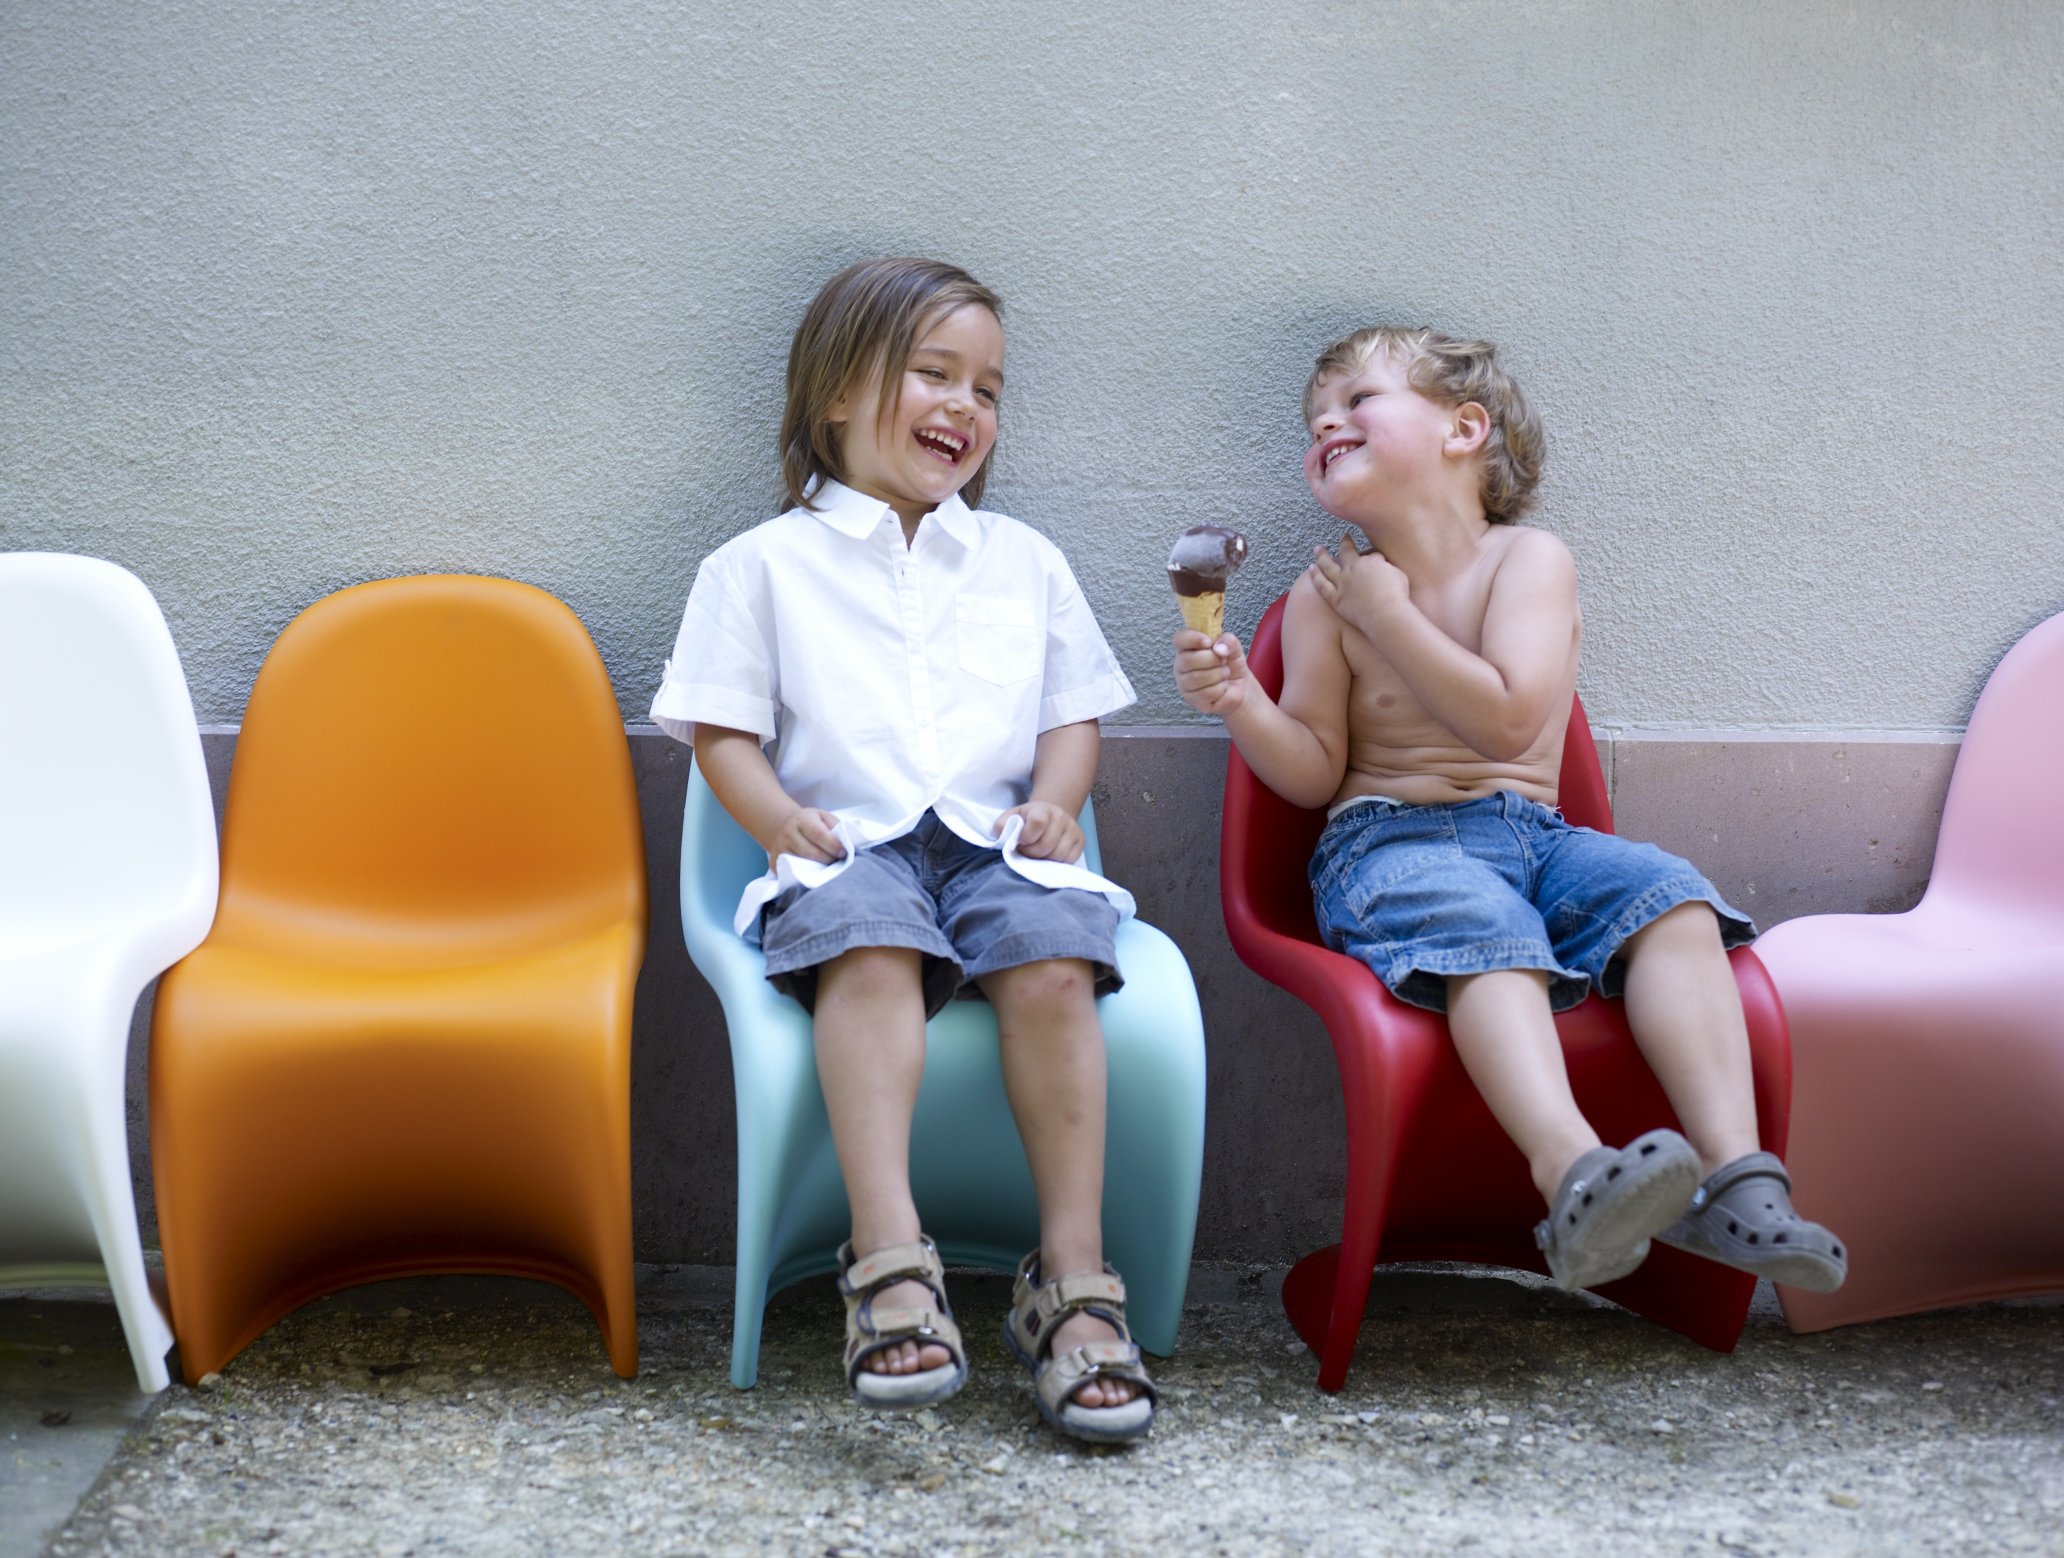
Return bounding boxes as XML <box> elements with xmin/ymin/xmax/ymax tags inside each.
<box><xmin>1304</xmin><ymin>326</ymin><xmax>1546</xmax><ymax>522</ymax></box>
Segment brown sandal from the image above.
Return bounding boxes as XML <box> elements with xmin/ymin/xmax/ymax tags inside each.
<box><xmin>1003</xmin><ymin>1251</ymin><xmax>1157</xmax><ymax>1442</ymax></box>
<box><xmin>838</xmin><ymin>1236</ymin><xmax>968</xmax><ymax>1409</ymax></box>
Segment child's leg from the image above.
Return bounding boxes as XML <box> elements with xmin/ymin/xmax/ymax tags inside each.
<box><xmin>1616</xmin><ymin>902</ymin><xmax>1845</xmax><ymax>1289</ymax></box>
<box><xmin>1445</xmin><ymin>967</ymin><xmax>1601</xmax><ymax>1204</ymax></box>
<box><xmin>1615</xmin><ymin>903</ymin><xmax>1761</xmax><ymax>1174</ymax></box>
<box><xmin>979</xmin><ymin>957</ymin><xmax>1137</xmax><ymax>1410</ymax></box>
<box><xmin>813</xmin><ymin>944</ymin><xmax>949</xmax><ymax>1378</ymax></box>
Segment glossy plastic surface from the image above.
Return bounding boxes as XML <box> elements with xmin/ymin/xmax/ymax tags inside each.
<box><xmin>150</xmin><ymin>576</ymin><xmax>646</xmax><ymax>1381</ymax></box>
<box><xmin>1221</xmin><ymin>596</ymin><xmax>1791</xmax><ymax>1391</ymax></box>
<box><xmin>1758</xmin><ymin>610</ymin><xmax>2064</xmax><ymax>1332</ymax></box>
<box><xmin>0</xmin><ymin>553</ymin><xmax>218</xmax><ymax>1393</ymax></box>
<box><xmin>680</xmin><ymin>767</ymin><xmax>1207</xmax><ymax>1388</ymax></box>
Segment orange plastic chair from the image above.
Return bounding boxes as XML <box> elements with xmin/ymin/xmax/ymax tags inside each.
<box><xmin>1221</xmin><ymin>595</ymin><xmax>1791</xmax><ymax>1391</ymax></box>
<box><xmin>150</xmin><ymin>576</ymin><xmax>646</xmax><ymax>1382</ymax></box>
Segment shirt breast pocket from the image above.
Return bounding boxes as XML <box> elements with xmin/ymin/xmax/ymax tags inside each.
<box><xmin>955</xmin><ymin>594</ymin><xmax>1042</xmax><ymax>686</ymax></box>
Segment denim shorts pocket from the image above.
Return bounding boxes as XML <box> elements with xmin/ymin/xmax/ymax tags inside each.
<box><xmin>1336</xmin><ymin>809</ymin><xmax>1456</xmax><ymax>925</ymax></box>
<box><xmin>955</xmin><ymin>594</ymin><xmax>1041</xmax><ymax>684</ymax></box>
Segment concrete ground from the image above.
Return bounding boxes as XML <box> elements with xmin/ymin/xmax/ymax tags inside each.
<box><xmin>5</xmin><ymin>1265</ymin><xmax>2061</xmax><ymax>1557</ymax></box>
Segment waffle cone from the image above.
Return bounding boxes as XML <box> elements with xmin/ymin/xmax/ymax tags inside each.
<box><xmin>1178</xmin><ymin>592</ymin><xmax>1225</xmax><ymax>638</ymax></box>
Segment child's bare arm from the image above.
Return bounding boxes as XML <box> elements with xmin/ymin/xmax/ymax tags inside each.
<box><xmin>1172</xmin><ymin>575</ymin><xmax>1353</xmax><ymax>810</ymax></box>
<box><xmin>1309</xmin><ymin>529</ymin><xmax>1576</xmax><ymax>762</ymax></box>
<box><xmin>997</xmin><ymin>719</ymin><xmax>1098</xmax><ymax>862</ymax></box>
<box><xmin>693</xmin><ymin>723</ymin><xmax>844</xmax><ymax>864</ymax></box>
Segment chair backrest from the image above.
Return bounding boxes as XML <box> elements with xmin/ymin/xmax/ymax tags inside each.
<box><xmin>0</xmin><ymin>553</ymin><xmax>217</xmax><ymax>951</ymax></box>
<box><xmin>1222</xmin><ymin>593</ymin><xmax>1611</xmax><ymax>946</ymax></box>
<box><xmin>214</xmin><ymin>575</ymin><xmax>644</xmax><ymax>955</ymax></box>
<box><xmin>1925</xmin><ymin>610</ymin><xmax>2064</xmax><ymax>910</ymax></box>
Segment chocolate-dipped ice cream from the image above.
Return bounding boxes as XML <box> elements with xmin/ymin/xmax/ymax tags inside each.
<box><xmin>1167</xmin><ymin>525</ymin><xmax>1248</xmax><ymax>638</ymax></box>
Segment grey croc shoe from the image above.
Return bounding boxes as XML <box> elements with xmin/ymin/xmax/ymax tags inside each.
<box><xmin>1534</xmin><ymin>1128</ymin><xmax>1703</xmax><ymax>1291</ymax></box>
<box><xmin>1655</xmin><ymin>1152</ymin><xmax>1848</xmax><ymax>1292</ymax></box>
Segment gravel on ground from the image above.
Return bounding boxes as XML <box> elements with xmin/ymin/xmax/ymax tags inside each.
<box><xmin>29</xmin><ymin>1264</ymin><xmax>2064</xmax><ymax>1556</ymax></box>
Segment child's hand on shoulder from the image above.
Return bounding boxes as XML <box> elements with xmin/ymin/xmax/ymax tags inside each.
<box><xmin>768</xmin><ymin>806</ymin><xmax>845</xmax><ymax>865</ymax></box>
<box><xmin>1172</xmin><ymin>628</ymin><xmax>1252</xmax><ymax>718</ymax></box>
<box><xmin>1308</xmin><ymin>531</ymin><xmax>1407</xmax><ymax>630</ymax></box>
<box><xmin>996</xmin><ymin>800</ymin><xmax>1084</xmax><ymax>863</ymax></box>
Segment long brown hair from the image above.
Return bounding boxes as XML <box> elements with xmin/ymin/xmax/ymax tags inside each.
<box><xmin>779</xmin><ymin>257</ymin><xmax>1004</xmax><ymax>512</ymax></box>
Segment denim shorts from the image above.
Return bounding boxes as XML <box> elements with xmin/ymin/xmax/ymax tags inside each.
<box><xmin>1309</xmin><ymin>790</ymin><xmax>1755</xmax><ymax>1014</ymax></box>
<box><xmin>759</xmin><ymin>810</ymin><xmax>1123</xmax><ymax>1018</ymax></box>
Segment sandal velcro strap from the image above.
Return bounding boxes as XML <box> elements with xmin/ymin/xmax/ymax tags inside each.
<box><xmin>1032</xmin><ymin>1270</ymin><xmax>1126</xmax><ymax>1323</ymax></box>
<box><xmin>847</xmin><ymin>1305</ymin><xmax>960</xmax><ymax>1369</ymax></box>
<box><xmin>1012</xmin><ymin>1261</ymin><xmax>1129</xmax><ymax>1346</ymax></box>
<box><xmin>1061</xmin><ymin>1338</ymin><xmax>1141</xmax><ymax>1374</ymax></box>
<box><xmin>838</xmin><ymin>1238</ymin><xmax>945</xmax><ymax>1297</ymax></box>
<box><xmin>852</xmin><ymin>1303</ymin><xmax>951</xmax><ymax>1342</ymax></box>
<box><xmin>1039</xmin><ymin>1339</ymin><xmax>1158</xmax><ymax>1413</ymax></box>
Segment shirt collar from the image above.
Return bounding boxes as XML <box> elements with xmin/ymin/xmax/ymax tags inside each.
<box><xmin>805</xmin><ymin>479</ymin><xmax>980</xmax><ymax>549</ymax></box>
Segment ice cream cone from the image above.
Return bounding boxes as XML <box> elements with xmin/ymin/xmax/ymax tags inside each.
<box><xmin>1179</xmin><ymin>592</ymin><xmax>1225</xmax><ymax>638</ymax></box>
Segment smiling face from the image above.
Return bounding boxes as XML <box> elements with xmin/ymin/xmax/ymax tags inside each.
<box><xmin>830</xmin><ymin>303</ymin><xmax>1004</xmax><ymax>528</ymax></box>
<box><xmin>1302</xmin><ymin>348</ymin><xmax>1465</xmax><ymax>523</ymax></box>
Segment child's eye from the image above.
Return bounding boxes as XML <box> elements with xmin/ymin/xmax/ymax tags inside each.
<box><xmin>916</xmin><ymin>367</ymin><xmax>947</xmax><ymax>381</ymax></box>
<box><xmin>1349</xmin><ymin>391</ymin><xmax>1375</xmax><ymax>407</ymax></box>
<box><xmin>977</xmin><ymin>387</ymin><xmax>999</xmax><ymax>405</ymax></box>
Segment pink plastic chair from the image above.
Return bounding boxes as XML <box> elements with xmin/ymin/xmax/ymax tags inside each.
<box><xmin>1755</xmin><ymin>610</ymin><xmax>2064</xmax><ymax>1332</ymax></box>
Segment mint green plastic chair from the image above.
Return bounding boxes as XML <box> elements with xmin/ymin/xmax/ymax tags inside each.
<box><xmin>680</xmin><ymin>763</ymin><xmax>1206</xmax><ymax>1388</ymax></box>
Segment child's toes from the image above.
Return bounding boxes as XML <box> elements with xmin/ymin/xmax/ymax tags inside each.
<box><xmin>866</xmin><ymin>1339</ymin><xmax>914</xmax><ymax>1375</ymax></box>
<box><xmin>1072</xmin><ymin>1373</ymin><xmax>1132</xmax><ymax>1408</ymax></box>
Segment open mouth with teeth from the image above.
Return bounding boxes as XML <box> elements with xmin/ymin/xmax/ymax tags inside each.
<box><xmin>914</xmin><ymin>427</ymin><xmax>971</xmax><ymax>465</ymax></box>
<box><xmin>1318</xmin><ymin>438</ymin><xmax>1360</xmax><ymax>476</ymax></box>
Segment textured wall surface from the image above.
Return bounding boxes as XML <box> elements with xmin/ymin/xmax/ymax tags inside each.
<box><xmin>4</xmin><ymin>0</ymin><xmax>2060</xmax><ymax>729</ymax></box>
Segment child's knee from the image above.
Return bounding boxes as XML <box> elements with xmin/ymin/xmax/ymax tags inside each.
<box><xmin>1632</xmin><ymin>900</ymin><xmax>1723</xmax><ymax>954</ymax></box>
<box><xmin>817</xmin><ymin>944</ymin><xmax>925</xmax><ymax>1002</ymax></box>
<box><xmin>986</xmin><ymin>956</ymin><xmax>1097</xmax><ymax>1017</ymax></box>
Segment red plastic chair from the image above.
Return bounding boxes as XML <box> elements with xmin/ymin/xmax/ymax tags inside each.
<box><xmin>1221</xmin><ymin>596</ymin><xmax>1791</xmax><ymax>1392</ymax></box>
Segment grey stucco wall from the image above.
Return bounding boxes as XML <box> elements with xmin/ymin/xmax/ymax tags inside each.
<box><xmin>5</xmin><ymin>1</ymin><xmax>2060</xmax><ymax>732</ymax></box>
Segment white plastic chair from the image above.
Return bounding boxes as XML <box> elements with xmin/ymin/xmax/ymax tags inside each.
<box><xmin>0</xmin><ymin>553</ymin><xmax>218</xmax><ymax>1392</ymax></box>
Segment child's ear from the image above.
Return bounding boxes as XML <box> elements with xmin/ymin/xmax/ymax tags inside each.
<box><xmin>1447</xmin><ymin>401</ymin><xmax>1491</xmax><ymax>457</ymax></box>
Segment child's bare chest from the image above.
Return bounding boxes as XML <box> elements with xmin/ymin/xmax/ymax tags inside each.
<box><xmin>1343</xmin><ymin>568</ymin><xmax>1498</xmax><ymax>728</ymax></box>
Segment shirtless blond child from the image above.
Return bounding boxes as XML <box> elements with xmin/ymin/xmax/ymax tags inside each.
<box><xmin>1173</xmin><ymin>326</ymin><xmax>1846</xmax><ymax>1295</ymax></box>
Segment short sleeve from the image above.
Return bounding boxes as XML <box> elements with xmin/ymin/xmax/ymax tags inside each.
<box><xmin>1037</xmin><ymin>543</ymin><xmax>1136</xmax><ymax>733</ymax></box>
<box><xmin>648</xmin><ymin>545</ymin><xmax>780</xmax><ymax>746</ymax></box>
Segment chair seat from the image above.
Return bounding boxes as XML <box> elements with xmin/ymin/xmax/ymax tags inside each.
<box><xmin>1757</xmin><ymin>915</ymin><xmax>2064</xmax><ymax>1332</ymax></box>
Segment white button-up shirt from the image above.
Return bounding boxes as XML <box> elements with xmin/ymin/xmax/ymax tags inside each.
<box><xmin>651</xmin><ymin>480</ymin><xmax>1138</xmax><ymax>936</ymax></box>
